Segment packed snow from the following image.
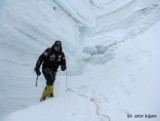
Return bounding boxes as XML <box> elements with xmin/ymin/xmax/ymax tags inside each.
<box><xmin>0</xmin><ymin>0</ymin><xmax>160</xmax><ymax>121</ymax></box>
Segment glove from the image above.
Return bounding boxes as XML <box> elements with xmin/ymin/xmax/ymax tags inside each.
<box><xmin>35</xmin><ymin>67</ymin><xmax>41</xmax><ymax>76</ymax></box>
<box><xmin>61</xmin><ymin>65</ymin><xmax>66</xmax><ymax>71</ymax></box>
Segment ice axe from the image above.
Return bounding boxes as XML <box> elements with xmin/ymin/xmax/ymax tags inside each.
<box><xmin>35</xmin><ymin>75</ymin><xmax>38</xmax><ymax>87</ymax></box>
<box><xmin>33</xmin><ymin>68</ymin><xmax>39</xmax><ymax>87</ymax></box>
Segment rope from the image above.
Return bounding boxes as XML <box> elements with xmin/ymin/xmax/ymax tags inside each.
<box><xmin>65</xmin><ymin>69</ymin><xmax>111</xmax><ymax>121</ymax></box>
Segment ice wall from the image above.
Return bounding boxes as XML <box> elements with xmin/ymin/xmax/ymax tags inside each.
<box><xmin>0</xmin><ymin>0</ymin><xmax>95</xmax><ymax>118</ymax></box>
<box><xmin>83</xmin><ymin>0</ymin><xmax>160</xmax><ymax>65</ymax></box>
<box><xmin>0</xmin><ymin>0</ymin><xmax>95</xmax><ymax>75</ymax></box>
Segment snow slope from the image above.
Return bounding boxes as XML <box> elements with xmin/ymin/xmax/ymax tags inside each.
<box><xmin>4</xmin><ymin>20</ymin><xmax>160</xmax><ymax>121</ymax></box>
<box><xmin>0</xmin><ymin>0</ymin><xmax>160</xmax><ymax>121</ymax></box>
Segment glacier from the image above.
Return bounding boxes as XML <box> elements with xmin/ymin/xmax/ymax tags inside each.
<box><xmin>0</xmin><ymin>0</ymin><xmax>160</xmax><ymax>121</ymax></box>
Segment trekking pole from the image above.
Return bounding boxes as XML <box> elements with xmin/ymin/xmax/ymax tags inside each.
<box><xmin>65</xmin><ymin>68</ymin><xmax>70</xmax><ymax>91</ymax></box>
<box><xmin>35</xmin><ymin>75</ymin><xmax>38</xmax><ymax>87</ymax></box>
<box><xmin>65</xmin><ymin>68</ymin><xmax>68</xmax><ymax>89</ymax></box>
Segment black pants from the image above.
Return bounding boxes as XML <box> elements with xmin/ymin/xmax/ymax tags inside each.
<box><xmin>42</xmin><ymin>69</ymin><xmax>56</xmax><ymax>86</ymax></box>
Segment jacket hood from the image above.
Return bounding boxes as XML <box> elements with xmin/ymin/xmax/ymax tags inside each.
<box><xmin>51</xmin><ymin>40</ymin><xmax>62</xmax><ymax>52</ymax></box>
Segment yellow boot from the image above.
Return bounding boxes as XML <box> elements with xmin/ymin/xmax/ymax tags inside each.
<box><xmin>40</xmin><ymin>85</ymin><xmax>54</xmax><ymax>101</ymax></box>
<box><xmin>48</xmin><ymin>85</ymin><xmax>54</xmax><ymax>97</ymax></box>
<box><xmin>40</xmin><ymin>86</ymin><xmax>49</xmax><ymax>101</ymax></box>
<box><xmin>43</xmin><ymin>86</ymin><xmax>50</xmax><ymax>97</ymax></box>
